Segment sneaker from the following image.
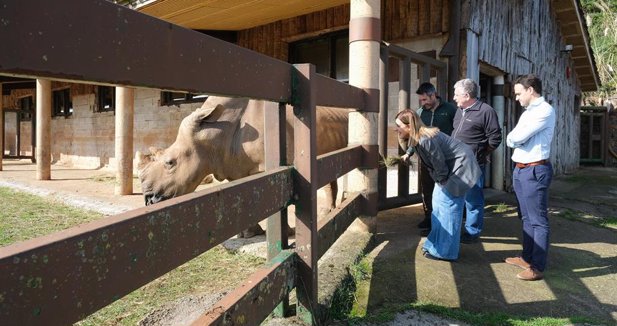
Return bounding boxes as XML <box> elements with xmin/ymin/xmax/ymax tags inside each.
<box><xmin>460</xmin><ymin>233</ymin><xmax>479</xmax><ymax>244</ymax></box>
<box><xmin>517</xmin><ymin>268</ymin><xmax>544</xmax><ymax>281</ymax></box>
<box><xmin>417</xmin><ymin>217</ymin><xmax>431</xmax><ymax>229</ymax></box>
<box><xmin>505</xmin><ymin>256</ymin><xmax>531</xmax><ymax>269</ymax></box>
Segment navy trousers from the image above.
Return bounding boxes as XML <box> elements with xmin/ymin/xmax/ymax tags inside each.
<box><xmin>513</xmin><ymin>163</ymin><xmax>553</xmax><ymax>271</ymax></box>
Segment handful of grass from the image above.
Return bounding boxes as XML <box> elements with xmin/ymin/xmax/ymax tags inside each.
<box><xmin>380</xmin><ymin>155</ymin><xmax>406</xmax><ymax>167</ymax></box>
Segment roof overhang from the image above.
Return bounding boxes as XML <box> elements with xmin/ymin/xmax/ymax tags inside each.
<box><xmin>553</xmin><ymin>0</ymin><xmax>600</xmax><ymax>92</ymax></box>
<box><xmin>136</xmin><ymin>0</ymin><xmax>349</xmax><ymax>31</ymax></box>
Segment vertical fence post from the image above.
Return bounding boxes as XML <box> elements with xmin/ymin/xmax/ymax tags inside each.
<box><xmin>0</xmin><ymin>83</ymin><xmax>3</xmax><ymax>171</ymax></box>
<box><xmin>265</xmin><ymin>101</ymin><xmax>289</xmax><ymax>317</ymax></box>
<box><xmin>292</xmin><ymin>63</ymin><xmax>318</xmax><ymax>324</ymax></box>
<box><xmin>398</xmin><ymin>57</ymin><xmax>411</xmax><ymax>197</ymax></box>
<box><xmin>378</xmin><ymin>45</ymin><xmax>389</xmax><ymax>203</ymax></box>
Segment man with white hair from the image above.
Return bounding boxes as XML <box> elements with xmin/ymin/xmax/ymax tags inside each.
<box><xmin>452</xmin><ymin>78</ymin><xmax>502</xmax><ymax>244</ymax></box>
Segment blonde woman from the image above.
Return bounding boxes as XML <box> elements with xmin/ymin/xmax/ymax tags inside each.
<box><xmin>395</xmin><ymin>109</ymin><xmax>481</xmax><ymax>261</ymax></box>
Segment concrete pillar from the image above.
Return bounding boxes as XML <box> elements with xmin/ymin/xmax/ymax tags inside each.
<box><xmin>465</xmin><ymin>29</ymin><xmax>480</xmax><ymax>83</ymax></box>
<box><xmin>114</xmin><ymin>86</ymin><xmax>134</xmax><ymax>195</ymax></box>
<box><xmin>491</xmin><ymin>75</ymin><xmax>505</xmax><ymax>191</ymax></box>
<box><xmin>0</xmin><ymin>83</ymin><xmax>3</xmax><ymax>171</ymax></box>
<box><xmin>348</xmin><ymin>0</ymin><xmax>381</xmax><ymax>225</ymax></box>
<box><xmin>36</xmin><ymin>79</ymin><xmax>51</xmax><ymax>180</ymax></box>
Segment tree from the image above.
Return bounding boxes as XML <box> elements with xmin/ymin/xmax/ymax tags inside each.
<box><xmin>581</xmin><ymin>0</ymin><xmax>617</xmax><ymax>103</ymax></box>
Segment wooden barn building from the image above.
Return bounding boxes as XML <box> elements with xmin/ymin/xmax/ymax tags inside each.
<box><xmin>0</xmin><ymin>0</ymin><xmax>599</xmax><ymax>197</ymax></box>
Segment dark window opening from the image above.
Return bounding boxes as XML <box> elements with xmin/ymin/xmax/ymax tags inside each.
<box><xmin>52</xmin><ymin>88</ymin><xmax>72</xmax><ymax>118</ymax></box>
<box><xmin>161</xmin><ymin>91</ymin><xmax>208</xmax><ymax>106</ymax></box>
<box><xmin>289</xmin><ymin>31</ymin><xmax>349</xmax><ymax>82</ymax></box>
<box><xmin>97</xmin><ymin>86</ymin><xmax>115</xmax><ymax>112</ymax></box>
<box><xmin>19</xmin><ymin>96</ymin><xmax>34</xmax><ymax>121</ymax></box>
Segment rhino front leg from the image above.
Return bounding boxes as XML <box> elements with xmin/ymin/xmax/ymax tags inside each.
<box><xmin>318</xmin><ymin>181</ymin><xmax>338</xmax><ymax>217</ymax></box>
<box><xmin>239</xmin><ymin>224</ymin><xmax>265</xmax><ymax>238</ymax></box>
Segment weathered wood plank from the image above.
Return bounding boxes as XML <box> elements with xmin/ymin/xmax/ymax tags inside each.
<box><xmin>191</xmin><ymin>250</ymin><xmax>297</xmax><ymax>326</ymax></box>
<box><xmin>0</xmin><ymin>167</ymin><xmax>293</xmax><ymax>325</ymax></box>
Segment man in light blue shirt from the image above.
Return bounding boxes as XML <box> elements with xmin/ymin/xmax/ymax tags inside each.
<box><xmin>505</xmin><ymin>74</ymin><xmax>556</xmax><ymax>281</ymax></box>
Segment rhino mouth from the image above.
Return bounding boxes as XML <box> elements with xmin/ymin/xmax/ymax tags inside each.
<box><xmin>144</xmin><ymin>193</ymin><xmax>171</xmax><ymax>206</ymax></box>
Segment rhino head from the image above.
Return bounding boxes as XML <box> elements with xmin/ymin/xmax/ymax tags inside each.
<box><xmin>137</xmin><ymin>96</ymin><xmax>262</xmax><ymax>206</ymax></box>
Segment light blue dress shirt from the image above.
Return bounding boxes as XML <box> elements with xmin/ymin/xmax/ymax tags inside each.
<box><xmin>506</xmin><ymin>96</ymin><xmax>556</xmax><ymax>164</ymax></box>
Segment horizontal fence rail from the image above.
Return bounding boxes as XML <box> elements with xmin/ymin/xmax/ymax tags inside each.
<box><xmin>317</xmin><ymin>193</ymin><xmax>364</xmax><ymax>260</ymax></box>
<box><xmin>0</xmin><ymin>0</ymin><xmax>292</xmax><ymax>102</ymax></box>
<box><xmin>191</xmin><ymin>250</ymin><xmax>297</xmax><ymax>325</ymax></box>
<box><xmin>0</xmin><ymin>167</ymin><xmax>293</xmax><ymax>325</ymax></box>
<box><xmin>313</xmin><ymin>74</ymin><xmax>368</xmax><ymax>111</ymax></box>
<box><xmin>316</xmin><ymin>145</ymin><xmax>378</xmax><ymax>189</ymax></box>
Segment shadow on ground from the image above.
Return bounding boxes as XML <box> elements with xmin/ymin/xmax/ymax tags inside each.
<box><xmin>356</xmin><ymin>166</ymin><xmax>617</xmax><ymax>324</ymax></box>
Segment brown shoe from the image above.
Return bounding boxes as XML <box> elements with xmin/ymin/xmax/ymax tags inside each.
<box><xmin>505</xmin><ymin>256</ymin><xmax>531</xmax><ymax>270</ymax></box>
<box><xmin>516</xmin><ymin>268</ymin><xmax>544</xmax><ymax>281</ymax></box>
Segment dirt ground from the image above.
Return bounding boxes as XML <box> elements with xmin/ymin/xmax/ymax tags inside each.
<box><xmin>1</xmin><ymin>160</ymin><xmax>616</xmax><ymax>325</ymax></box>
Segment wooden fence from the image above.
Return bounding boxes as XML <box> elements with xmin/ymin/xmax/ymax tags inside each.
<box><xmin>0</xmin><ymin>0</ymin><xmax>375</xmax><ymax>325</ymax></box>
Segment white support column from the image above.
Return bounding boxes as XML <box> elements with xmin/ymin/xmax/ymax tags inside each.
<box><xmin>0</xmin><ymin>83</ymin><xmax>3</xmax><ymax>171</ymax></box>
<box><xmin>465</xmin><ymin>29</ymin><xmax>480</xmax><ymax>83</ymax></box>
<box><xmin>115</xmin><ymin>86</ymin><xmax>134</xmax><ymax>195</ymax></box>
<box><xmin>36</xmin><ymin>79</ymin><xmax>51</xmax><ymax>180</ymax></box>
<box><xmin>349</xmin><ymin>0</ymin><xmax>381</xmax><ymax>227</ymax></box>
<box><xmin>491</xmin><ymin>75</ymin><xmax>505</xmax><ymax>191</ymax></box>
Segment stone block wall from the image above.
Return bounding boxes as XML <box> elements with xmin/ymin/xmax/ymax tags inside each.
<box><xmin>3</xmin><ymin>87</ymin><xmax>201</xmax><ymax>171</ymax></box>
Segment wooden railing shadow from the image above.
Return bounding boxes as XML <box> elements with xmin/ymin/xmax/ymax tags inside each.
<box><xmin>0</xmin><ymin>1</ymin><xmax>376</xmax><ymax>325</ymax></box>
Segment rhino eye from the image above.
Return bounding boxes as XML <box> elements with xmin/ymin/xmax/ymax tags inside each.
<box><xmin>164</xmin><ymin>158</ymin><xmax>176</xmax><ymax>170</ymax></box>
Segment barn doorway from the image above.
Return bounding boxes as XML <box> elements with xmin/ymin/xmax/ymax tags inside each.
<box><xmin>3</xmin><ymin>108</ymin><xmax>36</xmax><ymax>162</ymax></box>
<box><xmin>580</xmin><ymin>106</ymin><xmax>608</xmax><ymax>165</ymax></box>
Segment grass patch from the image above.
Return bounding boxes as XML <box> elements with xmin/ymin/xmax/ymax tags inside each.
<box><xmin>77</xmin><ymin>246</ymin><xmax>264</xmax><ymax>325</ymax></box>
<box><xmin>91</xmin><ymin>174</ymin><xmax>116</xmax><ymax>183</ymax></box>
<box><xmin>409</xmin><ymin>302</ymin><xmax>605</xmax><ymax>326</ymax></box>
<box><xmin>0</xmin><ymin>186</ymin><xmax>266</xmax><ymax>325</ymax></box>
<box><xmin>552</xmin><ymin>207</ymin><xmax>617</xmax><ymax>230</ymax></box>
<box><xmin>563</xmin><ymin>174</ymin><xmax>617</xmax><ymax>186</ymax></box>
<box><xmin>492</xmin><ymin>202</ymin><xmax>513</xmax><ymax>213</ymax></box>
<box><xmin>342</xmin><ymin>300</ymin><xmax>605</xmax><ymax>325</ymax></box>
<box><xmin>0</xmin><ymin>186</ymin><xmax>103</xmax><ymax>246</ymax></box>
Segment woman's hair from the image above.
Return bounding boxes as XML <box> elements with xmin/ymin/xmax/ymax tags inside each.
<box><xmin>395</xmin><ymin>108</ymin><xmax>439</xmax><ymax>146</ymax></box>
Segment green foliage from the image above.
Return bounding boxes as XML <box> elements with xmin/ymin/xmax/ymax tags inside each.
<box><xmin>581</xmin><ymin>0</ymin><xmax>617</xmax><ymax>96</ymax></box>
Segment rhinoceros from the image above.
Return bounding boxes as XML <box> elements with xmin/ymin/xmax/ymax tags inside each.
<box><xmin>136</xmin><ymin>96</ymin><xmax>348</xmax><ymax>237</ymax></box>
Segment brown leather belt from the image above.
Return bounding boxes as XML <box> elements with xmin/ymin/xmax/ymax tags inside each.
<box><xmin>515</xmin><ymin>160</ymin><xmax>548</xmax><ymax>169</ymax></box>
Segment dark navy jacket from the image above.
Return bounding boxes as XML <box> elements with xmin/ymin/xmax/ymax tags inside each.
<box><xmin>452</xmin><ymin>101</ymin><xmax>502</xmax><ymax>165</ymax></box>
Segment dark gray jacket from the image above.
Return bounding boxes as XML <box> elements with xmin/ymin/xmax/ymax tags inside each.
<box><xmin>452</xmin><ymin>101</ymin><xmax>502</xmax><ymax>165</ymax></box>
<box><xmin>415</xmin><ymin>132</ymin><xmax>481</xmax><ymax>197</ymax></box>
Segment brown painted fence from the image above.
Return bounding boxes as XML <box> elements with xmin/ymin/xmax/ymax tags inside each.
<box><xmin>0</xmin><ymin>0</ymin><xmax>375</xmax><ymax>325</ymax></box>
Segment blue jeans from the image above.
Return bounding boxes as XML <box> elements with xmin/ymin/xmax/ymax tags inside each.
<box><xmin>513</xmin><ymin>163</ymin><xmax>552</xmax><ymax>272</ymax></box>
<box><xmin>463</xmin><ymin>166</ymin><xmax>486</xmax><ymax>238</ymax></box>
<box><xmin>423</xmin><ymin>183</ymin><xmax>465</xmax><ymax>260</ymax></box>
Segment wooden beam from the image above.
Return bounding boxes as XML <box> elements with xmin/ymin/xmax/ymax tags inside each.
<box><xmin>0</xmin><ymin>0</ymin><xmax>293</xmax><ymax>102</ymax></box>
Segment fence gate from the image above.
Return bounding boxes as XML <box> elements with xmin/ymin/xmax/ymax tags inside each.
<box><xmin>378</xmin><ymin>42</ymin><xmax>448</xmax><ymax>210</ymax></box>
<box><xmin>580</xmin><ymin>106</ymin><xmax>608</xmax><ymax>165</ymax></box>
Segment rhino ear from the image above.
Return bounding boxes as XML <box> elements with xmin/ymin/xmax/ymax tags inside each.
<box><xmin>136</xmin><ymin>151</ymin><xmax>151</xmax><ymax>172</ymax></box>
<box><xmin>144</xmin><ymin>147</ymin><xmax>164</xmax><ymax>161</ymax></box>
<box><xmin>191</xmin><ymin>103</ymin><xmax>225</xmax><ymax>124</ymax></box>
